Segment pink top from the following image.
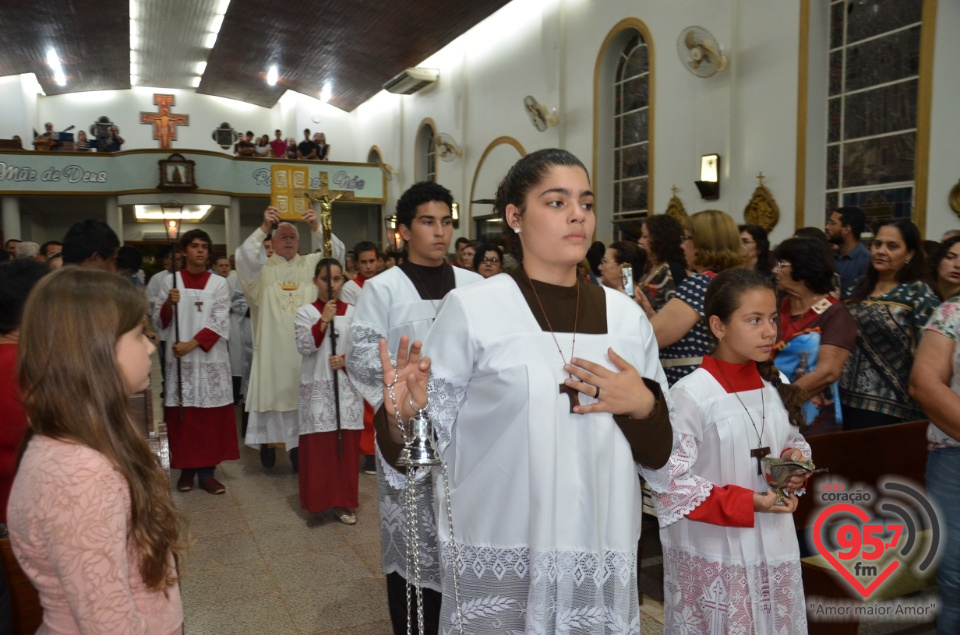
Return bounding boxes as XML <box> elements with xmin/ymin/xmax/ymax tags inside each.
<box><xmin>7</xmin><ymin>436</ymin><xmax>183</xmax><ymax>634</ymax></box>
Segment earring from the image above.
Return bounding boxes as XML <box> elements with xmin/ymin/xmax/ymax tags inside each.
<box><xmin>513</xmin><ymin>226</ymin><xmax>522</xmax><ymax>234</ymax></box>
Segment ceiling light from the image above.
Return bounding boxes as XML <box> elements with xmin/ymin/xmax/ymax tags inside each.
<box><xmin>135</xmin><ymin>204</ymin><xmax>212</xmax><ymax>221</ymax></box>
<box><xmin>196</xmin><ymin>61</ymin><xmax>207</xmax><ymax>74</ymax></box>
<box><xmin>130</xmin><ymin>62</ymin><xmax>139</xmax><ymax>76</ymax></box>
<box><xmin>210</xmin><ymin>14</ymin><xmax>224</xmax><ymax>33</ymax></box>
<box><xmin>129</xmin><ymin>0</ymin><xmax>139</xmax><ymax>21</ymax></box>
<box><xmin>46</xmin><ymin>48</ymin><xmax>66</xmax><ymax>87</ymax></box>
<box><xmin>130</xmin><ymin>31</ymin><xmax>139</xmax><ymax>50</ymax></box>
<box><xmin>191</xmin><ymin>76</ymin><xmax>201</xmax><ymax>87</ymax></box>
<box><xmin>320</xmin><ymin>82</ymin><xmax>332</xmax><ymax>103</ymax></box>
<box><xmin>267</xmin><ymin>65</ymin><xmax>278</xmax><ymax>86</ymax></box>
<box><xmin>130</xmin><ymin>75</ymin><xmax>139</xmax><ymax>86</ymax></box>
<box><xmin>216</xmin><ymin>0</ymin><xmax>231</xmax><ymax>15</ymax></box>
<box><xmin>204</xmin><ymin>32</ymin><xmax>218</xmax><ymax>49</ymax></box>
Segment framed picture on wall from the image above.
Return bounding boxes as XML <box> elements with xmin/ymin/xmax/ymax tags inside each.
<box><xmin>158</xmin><ymin>153</ymin><xmax>198</xmax><ymax>191</ymax></box>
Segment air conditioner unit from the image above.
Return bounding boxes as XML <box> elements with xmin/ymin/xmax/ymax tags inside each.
<box><xmin>142</xmin><ymin>231</ymin><xmax>172</xmax><ymax>242</ymax></box>
<box><xmin>383</xmin><ymin>68</ymin><xmax>439</xmax><ymax>95</ymax></box>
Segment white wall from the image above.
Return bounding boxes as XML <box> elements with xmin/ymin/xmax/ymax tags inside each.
<box><xmin>4</xmin><ymin>0</ymin><xmax>957</xmax><ymax>245</ymax></box>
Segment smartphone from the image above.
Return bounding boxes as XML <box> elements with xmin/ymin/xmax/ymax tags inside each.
<box><xmin>620</xmin><ymin>264</ymin><xmax>634</xmax><ymax>297</ymax></box>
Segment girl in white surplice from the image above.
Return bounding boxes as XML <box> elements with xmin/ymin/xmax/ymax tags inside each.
<box><xmin>380</xmin><ymin>149</ymin><xmax>675</xmax><ymax>634</ymax></box>
<box><xmin>655</xmin><ymin>268</ymin><xmax>811</xmax><ymax>634</ymax></box>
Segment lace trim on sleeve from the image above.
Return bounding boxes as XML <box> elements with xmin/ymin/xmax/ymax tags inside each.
<box><xmin>426</xmin><ymin>371</ymin><xmax>468</xmax><ymax>456</ymax></box>
<box><xmin>653</xmin><ymin>432</ymin><xmax>715</xmax><ymax>528</ymax></box>
<box><xmin>346</xmin><ymin>322</ymin><xmax>388</xmax><ymax>409</ymax></box>
<box><xmin>294</xmin><ymin>316</ymin><xmax>319</xmax><ymax>357</ymax></box>
<box><xmin>205</xmin><ymin>295</ymin><xmax>231</xmax><ymax>339</ymax></box>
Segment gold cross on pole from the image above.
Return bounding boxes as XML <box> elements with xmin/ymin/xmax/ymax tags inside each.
<box><xmin>301</xmin><ymin>172</ymin><xmax>355</xmax><ymax>256</ymax></box>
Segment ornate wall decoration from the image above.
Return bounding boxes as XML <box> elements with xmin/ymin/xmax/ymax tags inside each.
<box><xmin>744</xmin><ymin>172</ymin><xmax>780</xmax><ymax>232</ymax></box>
<box><xmin>664</xmin><ymin>185</ymin><xmax>687</xmax><ymax>222</ymax></box>
<box><xmin>950</xmin><ymin>180</ymin><xmax>960</xmax><ymax>217</ymax></box>
<box><xmin>141</xmin><ymin>94</ymin><xmax>189</xmax><ymax>149</ymax></box>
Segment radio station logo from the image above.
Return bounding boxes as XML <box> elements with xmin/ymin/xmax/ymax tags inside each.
<box><xmin>810</xmin><ymin>478</ymin><xmax>940</xmax><ymax>603</ymax></box>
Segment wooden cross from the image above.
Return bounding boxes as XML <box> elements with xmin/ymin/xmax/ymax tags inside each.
<box><xmin>194</xmin><ymin>301</ymin><xmax>203</xmax><ymax>312</ymax></box>
<box><xmin>302</xmin><ymin>172</ymin><xmax>355</xmax><ymax>255</ymax></box>
<box><xmin>751</xmin><ymin>446</ymin><xmax>771</xmax><ymax>475</ymax></box>
<box><xmin>140</xmin><ymin>94</ymin><xmax>189</xmax><ymax>149</ymax></box>
<box><xmin>757</xmin><ymin>172</ymin><xmax>766</xmax><ymax>186</ymax></box>
<box><xmin>671</xmin><ymin>184</ymin><xmax>679</xmax><ymax>197</ymax></box>
<box><xmin>560</xmin><ymin>383</ymin><xmax>580</xmax><ymax>413</ymax></box>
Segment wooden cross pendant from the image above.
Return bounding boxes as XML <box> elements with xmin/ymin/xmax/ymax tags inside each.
<box><xmin>560</xmin><ymin>383</ymin><xmax>580</xmax><ymax>413</ymax></box>
<box><xmin>194</xmin><ymin>301</ymin><xmax>204</xmax><ymax>312</ymax></box>
<box><xmin>751</xmin><ymin>446</ymin><xmax>771</xmax><ymax>475</ymax></box>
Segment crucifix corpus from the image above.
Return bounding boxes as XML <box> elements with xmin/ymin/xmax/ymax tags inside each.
<box><xmin>300</xmin><ymin>172</ymin><xmax>354</xmax><ymax>254</ymax></box>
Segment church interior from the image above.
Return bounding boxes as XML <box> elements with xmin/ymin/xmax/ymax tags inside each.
<box><xmin>0</xmin><ymin>0</ymin><xmax>956</xmax><ymax>633</ymax></box>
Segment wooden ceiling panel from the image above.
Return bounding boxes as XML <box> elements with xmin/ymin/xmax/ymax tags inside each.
<box><xmin>1</xmin><ymin>0</ymin><xmax>511</xmax><ymax>111</ymax></box>
<box><xmin>0</xmin><ymin>0</ymin><xmax>130</xmax><ymax>94</ymax></box>
<box><xmin>198</xmin><ymin>0</ymin><xmax>512</xmax><ymax>111</ymax></box>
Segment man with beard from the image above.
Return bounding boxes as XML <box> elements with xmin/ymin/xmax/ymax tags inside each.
<box><xmin>825</xmin><ymin>206</ymin><xmax>870</xmax><ymax>299</ymax></box>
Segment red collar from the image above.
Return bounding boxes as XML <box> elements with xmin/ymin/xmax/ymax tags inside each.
<box><xmin>354</xmin><ymin>274</ymin><xmax>369</xmax><ymax>288</ymax></box>
<box><xmin>701</xmin><ymin>355</ymin><xmax>763</xmax><ymax>393</ymax></box>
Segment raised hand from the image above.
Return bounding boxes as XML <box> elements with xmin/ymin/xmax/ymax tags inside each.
<box><xmin>260</xmin><ymin>206</ymin><xmax>281</xmax><ymax>233</ymax></box>
<box><xmin>378</xmin><ymin>336</ymin><xmax>431</xmax><ymax>444</ymax></box>
<box><xmin>302</xmin><ymin>208</ymin><xmax>320</xmax><ymax>232</ymax></box>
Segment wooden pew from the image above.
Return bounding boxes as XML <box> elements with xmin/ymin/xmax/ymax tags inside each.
<box><xmin>795</xmin><ymin>420</ymin><xmax>932</xmax><ymax>634</ymax></box>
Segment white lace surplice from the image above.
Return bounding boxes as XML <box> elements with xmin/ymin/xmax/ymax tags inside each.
<box><xmin>153</xmin><ymin>272</ymin><xmax>233</xmax><ymax>408</ymax></box>
<box><xmin>346</xmin><ymin>265</ymin><xmax>482</xmax><ymax>591</ymax></box>
<box><xmin>655</xmin><ymin>369</ymin><xmax>810</xmax><ymax>634</ymax></box>
<box><xmin>424</xmin><ymin>276</ymin><xmax>672</xmax><ymax>635</ymax></box>
<box><xmin>294</xmin><ymin>303</ymin><xmax>363</xmax><ymax>435</ymax></box>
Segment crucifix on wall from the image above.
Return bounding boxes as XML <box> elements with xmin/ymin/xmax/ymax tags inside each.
<box><xmin>141</xmin><ymin>94</ymin><xmax>189</xmax><ymax>149</ymax></box>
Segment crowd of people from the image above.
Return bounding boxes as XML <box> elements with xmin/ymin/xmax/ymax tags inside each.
<box><xmin>234</xmin><ymin>128</ymin><xmax>331</xmax><ymax>160</ymax></box>
<box><xmin>1</xmin><ymin>147</ymin><xmax>959</xmax><ymax>634</ymax></box>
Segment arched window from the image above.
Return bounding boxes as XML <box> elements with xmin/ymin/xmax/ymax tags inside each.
<box><xmin>824</xmin><ymin>1</ymin><xmax>924</xmax><ymax>224</ymax></box>
<box><xmin>594</xmin><ymin>20</ymin><xmax>654</xmax><ymax>242</ymax></box>
<box><xmin>415</xmin><ymin>119</ymin><xmax>437</xmax><ymax>183</ymax></box>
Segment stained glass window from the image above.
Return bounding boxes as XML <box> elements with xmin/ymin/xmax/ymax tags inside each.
<box><xmin>613</xmin><ymin>32</ymin><xmax>650</xmax><ymax>240</ymax></box>
<box><xmin>825</xmin><ymin>0</ymin><xmax>922</xmax><ymax>226</ymax></box>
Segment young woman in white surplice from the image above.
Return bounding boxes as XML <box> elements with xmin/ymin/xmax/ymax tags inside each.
<box><xmin>380</xmin><ymin>149</ymin><xmax>675</xmax><ymax>635</ymax></box>
<box><xmin>654</xmin><ymin>268</ymin><xmax>811</xmax><ymax>634</ymax></box>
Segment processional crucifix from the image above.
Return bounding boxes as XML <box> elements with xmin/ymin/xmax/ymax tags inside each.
<box><xmin>299</xmin><ymin>171</ymin><xmax>354</xmax><ymax>456</ymax></box>
<box><xmin>300</xmin><ymin>172</ymin><xmax>355</xmax><ymax>254</ymax></box>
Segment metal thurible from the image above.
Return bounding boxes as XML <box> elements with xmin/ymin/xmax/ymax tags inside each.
<box><xmin>398</xmin><ymin>408</ymin><xmax>441</xmax><ymax>468</ymax></box>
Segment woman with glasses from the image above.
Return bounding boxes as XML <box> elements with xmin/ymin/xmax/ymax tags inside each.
<box><xmin>840</xmin><ymin>218</ymin><xmax>939</xmax><ymax>430</ymax></box>
<box><xmin>474</xmin><ymin>243</ymin><xmax>503</xmax><ymax>278</ymax></box>
<box><xmin>739</xmin><ymin>224</ymin><xmax>772</xmax><ymax>276</ymax></box>
<box><xmin>771</xmin><ymin>238</ymin><xmax>857</xmax><ymax>430</ymax></box>
<box><xmin>650</xmin><ymin>210</ymin><xmax>746</xmax><ymax>385</ymax></box>
<box><xmin>636</xmin><ymin>215</ymin><xmax>688</xmax><ymax>315</ymax></box>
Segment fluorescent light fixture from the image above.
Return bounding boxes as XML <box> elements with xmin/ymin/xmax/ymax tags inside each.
<box><xmin>204</xmin><ymin>32</ymin><xmax>218</xmax><ymax>49</ymax></box>
<box><xmin>191</xmin><ymin>76</ymin><xmax>201</xmax><ymax>87</ymax></box>
<box><xmin>210</xmin><ymin>14</ymin><xmax>224</xmax><ymax>33</ymax></box>
<box><xmin>196</xmin><ymin>61</ymin><xmax>207</xmax><ymax>74</ymax></box>
<box><xmin>130</xmin><ymin>30</ymin><xmax>139</xmax><ymax>50</ymax></box>
<box><xmin>319</xmin><ymin>82</ymin><xmax>332</xmax><ymax>103</ymax></box>
<box><xmin>267</xmin><ymin>64</ymin><xmax>278</xmax><ymax>86</ymax></box>
<box><xmin>135</xmin><ymin>204</ymin><xmax>213</xmax><ymax>221</ymax></box>
<box><xmin>129</xmin><ymin>0</ymin><xmax>139</xmax><ymax>21</ymax></box>
<box><xmin>130</xmin><ymin>62</ymin><xmax>139</xmax><ymax>76</ymax></box>
<box><xmin>46</xmin><ymin>48</ymin><xmax>66</xmax><ymax>86</ymax></box>
<box><xmin>216</xmin><ymin>0</ymin><xmax>231</xmax><ymax>15</ymax></box>
<box><xmin>130</xmin><ymin>74</ymin><xmax>139</xmax><ymax>86</ymax></box>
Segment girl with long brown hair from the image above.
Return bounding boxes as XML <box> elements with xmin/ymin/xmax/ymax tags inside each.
<box><xmin>8</xmin><ymin>267</ymin><xmax>183</xmax><ymax>634</ymax></box>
